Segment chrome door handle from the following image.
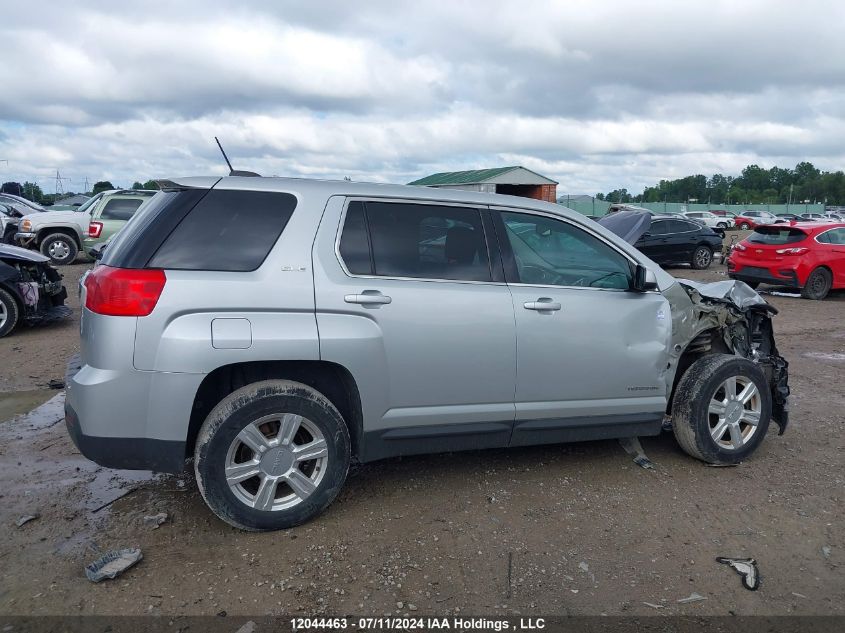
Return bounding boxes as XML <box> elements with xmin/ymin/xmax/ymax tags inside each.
<box><xmin>344</xmin><ymin>291</ymin><xmax>392</xmax><ymax>305</ymax></box>
<box><xmin>523</xmin><ymin>298</ymin><xmax>561</xmax><ymax>311</ymax></box>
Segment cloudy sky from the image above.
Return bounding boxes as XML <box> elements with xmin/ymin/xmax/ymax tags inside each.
<box><xmin>1</xmin><ymin>0</ymin><xmax>844</xmax><ymax>196</ymax></box>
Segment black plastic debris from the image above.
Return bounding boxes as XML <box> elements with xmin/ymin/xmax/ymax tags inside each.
<box><xmin>85</xmin><ymin>548</ymin><xmax>143</xmax><ymax>582</ymax></box>
<box><xmin>716</xmin><ymin>556</ymin><xmax>760</xmax><ymax>590</ymax></box>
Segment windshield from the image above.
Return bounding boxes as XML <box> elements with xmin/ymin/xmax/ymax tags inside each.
<box><xmin>748</xmin><ymin>226</ymin><xmax>808</xmax><ymax>245</ymax></box>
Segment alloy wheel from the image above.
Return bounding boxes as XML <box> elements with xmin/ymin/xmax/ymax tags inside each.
<box><xmin>707</xmin><ymin>376</ymin><xmax>762</xmax><ymax>450</ymax></box>
<box><xmin>48</xmin><ymin>240</ymin><xmax>70</xmax><ymax>261</ymax></box>
<box><xmin>225</xmin><ymin>413</ymin><xmax>329</xmax><ymax>511</ymax></box>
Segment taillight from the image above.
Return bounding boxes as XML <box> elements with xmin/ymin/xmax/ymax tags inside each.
<box><xmin>84</xmin><ymin>265</ymin><xmax>166</xmax><ymax>316</ymax></box>
<box><xmin>775</xmin><ymin>247</ymin><xmax>808</xmax><ymax>255</ymax></box>
<box><xmin>733</xmin><ymin>243</ymin><xmax>746</xmax><ymax>251</ymax></box>
<box><xmin>88</xmin><ymin>221</ymin><xmax>103</xmax><ymax>238</ymax></box>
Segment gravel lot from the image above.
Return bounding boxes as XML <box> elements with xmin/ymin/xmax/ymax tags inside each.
<box><xmin>0</xmin><ymin>259</ymin><xmax>842</xmax><ymax>617</ymax></box>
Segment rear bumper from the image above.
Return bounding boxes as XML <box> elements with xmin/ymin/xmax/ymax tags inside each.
<box><xmin>65</xmin><ymin>352</ymin><xmax>200</xmax><ymax>473</ymax></box>
<box><xmin>727</xmin><ymin>265</ymin><xmax>800</xmax><ymax>288</ymax></box>
<box><xmin>65</xmin><ymin>400</ymin><xmax>186</xmax><ymax>473</ymax></box>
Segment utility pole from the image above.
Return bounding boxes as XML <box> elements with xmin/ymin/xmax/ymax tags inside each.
<box><xmin>83</xmin><ymin>177</ymin><xmax>90</xmax><ymax>194</ymax></box>
<box><xmin>54</xmin><ymin>170</ymin><xmax>71</xmax><ymax>197</ymax></box>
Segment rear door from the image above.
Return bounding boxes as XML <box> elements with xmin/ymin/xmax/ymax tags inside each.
<box><xmin>636</xmin><ymin>218</ymin><xmax>672</xmax><ymax>263</ymax></box>
<box><xmin>492</xmin><ymin>208</ymin><xmax>669</xmax><ymax>445</ymax></box>
<box><xmin>312</xmin><ymin>198</ymin><xmax>517</xmax><ymax>461</ymax></box>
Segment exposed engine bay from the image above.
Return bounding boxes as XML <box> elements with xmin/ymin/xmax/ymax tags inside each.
<box><xmin>0</xmin><ymin>243</ymin><xmax>71</xmax><ymax>337</ymax></box>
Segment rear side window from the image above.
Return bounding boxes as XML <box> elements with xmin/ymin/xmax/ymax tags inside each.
<box><xmin>100</xmin><ymin>198</ymin><xmax>145</xmax><ymax>221</ymax></box>
<box><xmin>148</xmin><ymin>190</ymin><xmax>296</xmax><ymax>271</ymax></box>
<box><xmin>337</xmin><ymin>201</ymin><xmax>491</xmax><ymax>282</ymax></box>
<box><xmin>748</xmin><ymin>226</ymin><xmax>808</xmax><ymax>245</ymax></box>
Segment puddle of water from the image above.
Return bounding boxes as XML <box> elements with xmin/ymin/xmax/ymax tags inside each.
<box><xmin>803</xmin><ymin>352</ymin><xmax>845</xmax><ymax>362</ymax></box>
<box><xmin>0</xmin><ymin>391</ymin><xmax>162</xmax><ymax>514</ymax></box>
<box><xmin>0</xmin><ymin>389</ymin><xmax>56</xmax><ymax>423</ymax></box>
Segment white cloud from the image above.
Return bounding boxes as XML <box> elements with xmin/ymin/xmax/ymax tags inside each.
<box><xmin>1</xmin><ymin>0</ymin><xmax>844</xmax><ymax>194</ymax></box>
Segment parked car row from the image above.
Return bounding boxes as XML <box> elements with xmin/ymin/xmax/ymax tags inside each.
<box><xmin>13</xmin><ymin>189</ymin><xmax>156</xmax><ymax>264</ymax></box>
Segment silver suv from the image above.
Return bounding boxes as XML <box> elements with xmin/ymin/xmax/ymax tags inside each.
<box><xmin>66</xmin><ymin>177</ymin><xmax>790</xmax><ymax>531</ymax></box>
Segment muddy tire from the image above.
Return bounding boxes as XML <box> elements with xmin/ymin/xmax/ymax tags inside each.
<box><xmin>0</xmin><ymin>287</ymin><xmax>20</xmax><ymax>338</ymax></box>
<box><xmin>39</xmin><ymin>232</ymin><xmax>78</xmax><ymax>265</ymax></box>
<box><xmin>194</xmin><ymin>380</ymin><xmax>351</xmax><ymax>531</ymax></box>
<box><xmin>672</xmin><ymin>354</ymin><xmax>771</xmax><ymax>465</ymax></box>
<box><xmin>800</xmin><ymin>267</ymin><xmax>832</xmax><ymax>300</ymax></box>
<box><xmin>691</xmin><ymin>245</ymin><xmax>713</xmax><ymax>270</ymax></box>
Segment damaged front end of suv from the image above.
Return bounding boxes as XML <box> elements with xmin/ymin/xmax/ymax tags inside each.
<box><xmin>600</xmin><ymin>210</ymin><xmax>789</xmax><ymax>462</ymax></box>
<box><xmin>0</xmin><ymin>244</ymin><xmax>71</xmax><ymax>338</ymax></box>
<box><xmin>663</xmin><ymin>279</ymin><xmax>789</xmax><ymax>434</ymax></box>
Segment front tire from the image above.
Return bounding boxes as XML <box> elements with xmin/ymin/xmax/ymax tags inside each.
<box><xmin>194</xmin><ymin>380</ymin><xmax>351</xmax><ymax>531</ymax></box>
<box><xmin>800</xmin><ymin>267</ymin><xmax>832</xmax><ymax>300</ymax></box>
<box><xmin>672</xmin><ymin>354</ymin><xmax>771</xmax><ymax>465</ymax></box>
<box><xmin>691</xmin><ymin>245</ymin><xmax>713</xmax><ymax>269</ymax></box>
<box><xmin>39</xmin><ymin>233</ymin><xmax>78</xmax><ymax>265</ymax></box>
<box><xmin>717</xmin><ymin>222</ymin><xmax>727</xmax><ymax>229</ymax></box>
<box><xmin>0</xmin><ymin>287</ymin><xmax>21</xmax><ymax>338</ymax></box>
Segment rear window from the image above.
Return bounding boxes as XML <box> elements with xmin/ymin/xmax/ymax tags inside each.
<box><xmin>748</xmin><ymin>226</ymin><xmax>807</xmax><ymax>245</ymax></box>
<box><xmin>100</xmin><ymin>198</ymin><xmax>145</xmax><ymax>221</ymax></box>
<box><xmin>147</xmin><ymin>190</ymin><xmax>297</xmax><ymax>271</ymax></box>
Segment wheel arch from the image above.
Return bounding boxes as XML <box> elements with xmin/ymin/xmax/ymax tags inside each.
<box><xmin>186</xmin><ymin>360</ymin><xmax>364</xmax><ymax>461</ymax></box>
<box><xmin>36</xmin><ymin>226</ymin><xmax>82</xmax><ymax>248</ymax></box>
<box><xmin>667</xmin><ymin>329</ymin><xmax>732</xmax><ymax>414</ymax></box>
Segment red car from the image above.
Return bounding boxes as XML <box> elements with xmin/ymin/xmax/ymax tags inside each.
<box><xmin>727</xmin><ymin>222</ymin><xmax>845</xmax><ymax>299</ymax></box>
<box><xmin>733</xmin><ymin>210</ymin><xmax>779</xmax><ymax>230</ymax></box>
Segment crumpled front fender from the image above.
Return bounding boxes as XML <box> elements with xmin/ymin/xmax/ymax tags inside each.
<box><xmin>663</xmin><ymin>279</ymin><xmax>790</xmax><ymax>434</ymax></box>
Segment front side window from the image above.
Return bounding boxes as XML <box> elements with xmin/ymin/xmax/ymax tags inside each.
<box><xmin>500</xmin><ymin>211</ymin><xmax>631</xmax><ymax>289</ymax></box>
<box><xmin>338</xmin><ymin>201</ymin><xmax>491</xmax><ymax>282</ymax></box>
<box><xmin>100</xmin><ymin>198</ymin><xmax>145</xmax><ymax>221</ymax></box>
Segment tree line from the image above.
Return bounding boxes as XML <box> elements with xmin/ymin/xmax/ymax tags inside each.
<box><xmin>597</xmin><ymin>162</ymin><xmax>845</xmax><ymax>206</ymax></box>
<box><xmin>1</xmin><ymin>180</ymin><xmax>159</xmax><ymax>204</ymax></box>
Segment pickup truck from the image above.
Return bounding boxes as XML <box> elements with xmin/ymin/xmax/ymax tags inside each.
<box><xmin>15</xmin><ymin>190</ymin><xmax>155</xmax><ymax>265</ymax></box>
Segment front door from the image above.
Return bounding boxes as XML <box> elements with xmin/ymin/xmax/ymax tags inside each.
<box><xmin>492</xmin><ymin>208</ymin><xmax>671</xmax><ymax>446</ymax></box>
<box><xmin>313</xmin><ymin>197</ymin><xmax>517</xmax><ymax>461</ymax></box>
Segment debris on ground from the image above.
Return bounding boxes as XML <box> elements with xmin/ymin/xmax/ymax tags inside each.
<box><xmin>677</xmin><ymin>592</ymin><xmax>707</xmax><ymax>604</ymax></box>
<box><xmin>578</xmin><ymin>561</ymin><xmax>596</xmax><ymax>583</ymax></box>
<box><xmin>792</xmin><ymin>592</ymin><xmax>807</xmax><ymax>599</ymax></box>
<box><xmin>618</xmin><ymin>437</ymin><xmax>655</xmax><ymax>470</ymax></box>
<box><xmin>716</xmin><ymin>556</ymin><xmax>760</xmax><ymax>590</ymax></box>
<box><xmin>643</xmin><ymin>602</ymin><xmax>664</xmax><ymax>609</ymax></box>
<box><xmin>822</xmin><ymin>546</ymin><xmax>831</xmax><ymax>559</ymax></box>
<box><xmin>15</xmin><ymin>514</ymin><xmax>39</xmax><ymax>527</ymax></box>
<box><xmin>47</xmin><ymin>379</ymin><xmax>65</xmax><ymax>390</ymax></box>
<box><xmin>85</xmin><ymin>548</ymin><xmax>143</xmax><ymax>582</ymax></box>
<box><xmin>142</xmin><ymin>512</ymin><xmax>168</xmax><ymax>529</ymax></box>
<box><xmin>235</xmin><ymin>622</ymin><xmax>256</xmax><ymax>633</ymax></box>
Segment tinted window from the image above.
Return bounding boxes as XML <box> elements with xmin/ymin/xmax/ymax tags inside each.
<box><xmin>649</xmin><ymin>220</ymin><xmax>670</xmax><ymax>235</ymax></box>
<box><xmin>670</xmin><ymin>220</ymin><xmax>699</xmax><ymax>232</ymax></box>
<box><xmin>501</xmin><ymin>211</ymin><xmax>631</xmax><ymax>289</ymax></box>
<box><xmin>148</xmin><ymin>190</ymin><xmax>296</xmax><ymax>271</ymax></box>
<box><xmin>338</xmin><ymin>201</ymin><xmax>371</xmax><ymax>275</ymax></box>
<box><xmin>748</xmin><ymin>226</ymin><xmax>808</xmax><ymax>245</ymax></box>
<box><xmin>100</xmin><ymin>198</ymin><xmax>145</xmax><ymax>221</ymax></box>
<box><xmin>352</xmin><ymin>201</ymin><xmax>491</xmax><ymax>281</ymax></box>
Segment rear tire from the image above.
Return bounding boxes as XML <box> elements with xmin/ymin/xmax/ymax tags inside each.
<box><xmin>800</xmin><ymin>267</ymin><xmax>832</xmax><ymax>300</ymax></box>
<box><xmin>672</xmin><ymin>354</ymin><xmax>771</xmax><ymax>465</ymax></box>
<box><xmin>738</xmin><ymin>222</ymin><xmax>751</xmax><ymax>230</ymax></box>
<box><xmin>691</xmin><ymin>245</ymin><xmax>713</xmax><ymax>269</ymax></box>
<box><xmin>194</xmin><ymin>380</ymin><xmax>351</xmax><ymax>531</ymax></box>
<box><xmin>0</xmin><ymin>287</ymin><xmax>20</xmax><ymax>338</ymax></box>
<box><xmin>39</xmin><ymin>233</ymin><xmax>78</xmax><ymax>265</ymax></box>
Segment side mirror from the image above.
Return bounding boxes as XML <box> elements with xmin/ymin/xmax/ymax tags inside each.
<box><xmin>632</xmin><ymin>264</ymin><xmax>658</xmax><ymax>292</ymax></box>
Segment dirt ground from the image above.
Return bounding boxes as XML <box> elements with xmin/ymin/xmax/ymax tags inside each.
<box><xmin>0</xmin><ymin>259</ymin><xmax>842</xmax><ymax>618</ymax></box>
